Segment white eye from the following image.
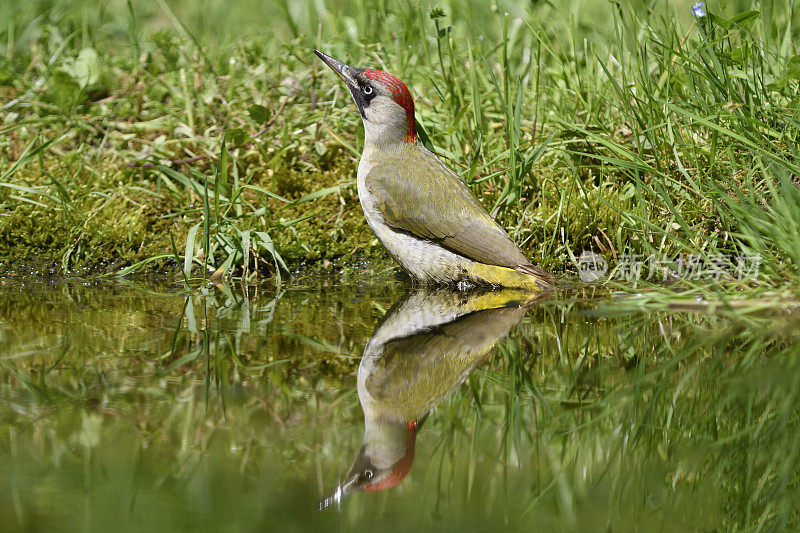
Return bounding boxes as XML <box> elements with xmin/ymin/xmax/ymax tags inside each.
<box><xmin>364</xmin><ymin>469</ymin><xmax>374</xmax><ymax>479</ymax></box>
<box><xmin>362</xmin><ymin>85</ymin><xmax>373</xmax><ymax>95</ymax></box>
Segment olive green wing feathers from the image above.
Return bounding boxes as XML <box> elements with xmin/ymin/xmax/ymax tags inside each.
<box><xmin>364</xmin><ymin>157</ymin><xmax>552</xmax><ymax>286</ymax></box>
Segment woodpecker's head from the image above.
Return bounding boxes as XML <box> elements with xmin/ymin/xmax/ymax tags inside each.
<box><xmin>319</xmin><ymin>420</ymin><xmax>418</xmax><ymax>510</ymax></box>
<box><xmin>314</xmin><ymin>50</ymin><xmax>417</xmax><ymax>145</ymax></box>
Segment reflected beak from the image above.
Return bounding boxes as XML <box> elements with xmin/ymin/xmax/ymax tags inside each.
<box><xmin>318</xmin><ymin>475</ymin><xmax>359</xmax><ymax>511</ymax></box>
<box><xmin>314</xmin><ymin>50</ymin><xmax>359</xmax><ymax>89</ymax></box>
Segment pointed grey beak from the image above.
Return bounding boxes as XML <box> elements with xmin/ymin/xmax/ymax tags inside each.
<box><xmin>314</xmin><ymin>50</ymin><xmax>359</xmax><ymax>88</ymax></box>
<box><xmin>318</xmin><ymin>475</ymin><xmax>359</xmax><ymax>511</ymax></box>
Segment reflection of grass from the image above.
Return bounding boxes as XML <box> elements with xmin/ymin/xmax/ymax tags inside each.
<box><xmin>1</xmin><ymin>1</ymin><xmax>798</xmax><ymax>293</ymax></box>
<box><xmin>1</xmin><ymin>280</ymin><xmax>799</xmax><ymax>529</ymax></box>
<box><xmin>461</xmin><ymin>305</ymin><xmax>800</xmax><ymax>530</ymax></box>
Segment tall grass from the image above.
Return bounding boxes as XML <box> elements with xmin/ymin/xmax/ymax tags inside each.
<box><xmin>0</xmin><ymin>0</ymin><xmax>798</xmax><ymax>292</ymax></box>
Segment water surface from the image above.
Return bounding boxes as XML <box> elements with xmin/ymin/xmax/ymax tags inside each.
<box><xmin>0</xmin><ymin>277</ymin><xmax>798</xmax><ymax>531</ymax></box>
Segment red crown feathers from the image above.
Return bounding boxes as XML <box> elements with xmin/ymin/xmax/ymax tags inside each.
<box><xmin>362</xmin><ymin>69</ymin><xmax>418</xmax><ymax>143</ymax></box>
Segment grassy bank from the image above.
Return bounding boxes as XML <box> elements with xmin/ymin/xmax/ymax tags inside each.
<box><xmin>1</xmin><ymin>0</ymin><xmax>798</xmax><ymax>292</ymax></box>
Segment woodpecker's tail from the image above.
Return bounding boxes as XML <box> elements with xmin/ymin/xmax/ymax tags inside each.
<box><xmin>515</xmin><ymin>263</ymin><xmax>557</xmax><ymax>288</ymax></box>
<box><xmin>466</xmin><ymin>262</ymin><xmax>555</xmax><ymax>291</ymax></box>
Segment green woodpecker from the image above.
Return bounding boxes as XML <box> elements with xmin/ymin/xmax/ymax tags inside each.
<box><xmin>319</xmin><ymin>287</ymin><xmax>546</xmax><ymax>508</ymax></box>
<box><xmin>314</xmin><ymin>50</ymin><xmax>554</xmax><ymax>291</ymax></box>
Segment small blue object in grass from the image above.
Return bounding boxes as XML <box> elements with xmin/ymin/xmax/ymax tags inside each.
<box><xmin>692</xmin><ymin>2</ymin><xmax>706</xmax><ymax>18</ymax></box>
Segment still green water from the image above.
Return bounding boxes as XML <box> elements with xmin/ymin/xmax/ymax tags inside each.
<box><xmin>0</xmin><ymin>277</ymin><xmax>798</xmax><ymax>531</ymax></box>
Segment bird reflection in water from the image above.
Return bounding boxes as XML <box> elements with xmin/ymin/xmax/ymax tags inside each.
<box><xmin>320</xmin><ymin>288</ymin><xmax>547</xmax><ymax>509</ymax></box>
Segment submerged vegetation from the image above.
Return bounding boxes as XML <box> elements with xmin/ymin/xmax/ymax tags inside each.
<box><xmin>0</xmin><ymin>0</ymin><xmax>798</xmax><ymax>292</ymax></box>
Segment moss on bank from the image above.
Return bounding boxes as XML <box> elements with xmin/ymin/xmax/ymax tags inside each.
<box><xmin>0</xmin><ymin>152</ymin><xmax>385</xmax><ymax>276</ymax></box>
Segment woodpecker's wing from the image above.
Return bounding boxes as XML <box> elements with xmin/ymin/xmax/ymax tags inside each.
<box><xmin>366</xmin><ymin>305</ymin><xmax>528</xmax><ymax>413</ymax></box>
<box><xmin>364</xmin><ymin>150</ymin><xmax>552</xmax><ymax>282</ymax></box>
<box><xmin>363</xmin><ymin>288</ymin><xmax>538</xmax><ymax>418</ymax></box>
